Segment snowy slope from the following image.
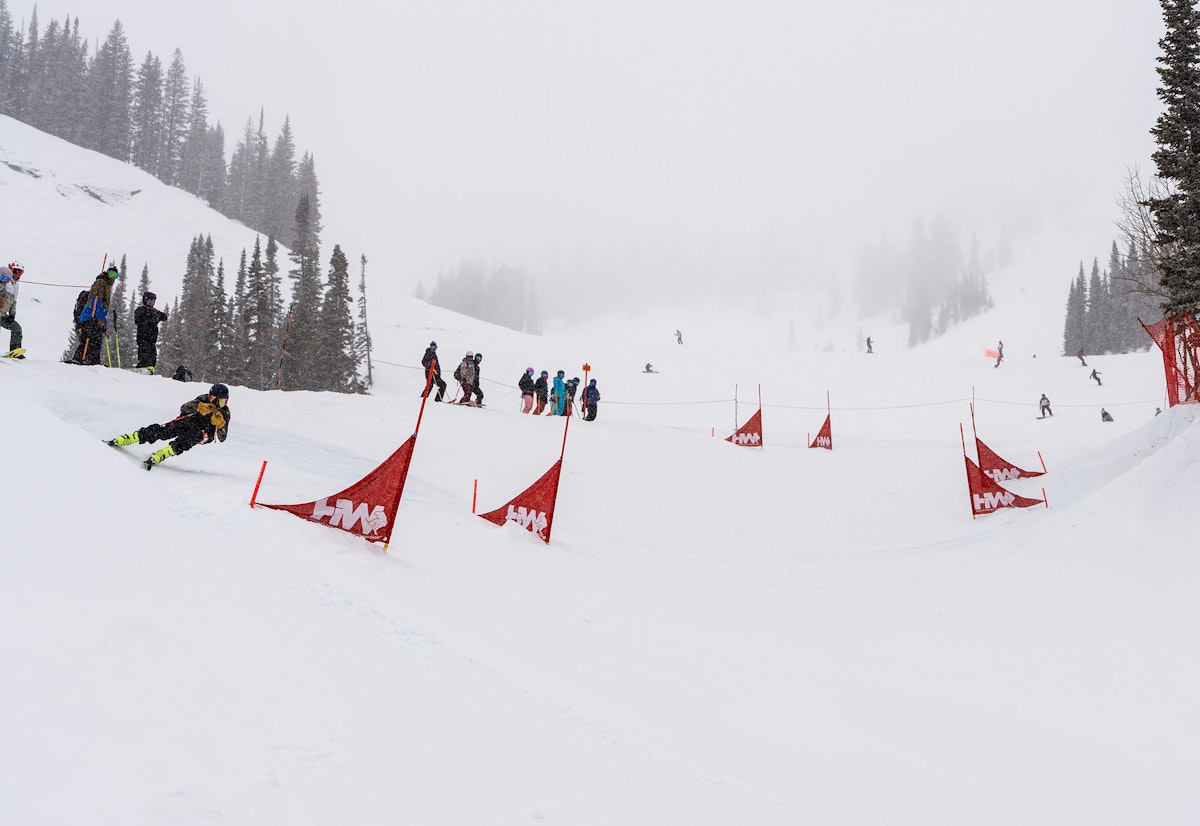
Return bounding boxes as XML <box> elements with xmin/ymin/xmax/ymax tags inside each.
<box><xmin>1</xmin><ymin>117</ymin><xmax>1198</xmax><ymax>826</ymax></box>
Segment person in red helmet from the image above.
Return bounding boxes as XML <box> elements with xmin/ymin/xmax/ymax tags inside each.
<box><xmin>0</xmin><ymin>261</ymin><xmax>26</xmax><ymax>357</ymax></box>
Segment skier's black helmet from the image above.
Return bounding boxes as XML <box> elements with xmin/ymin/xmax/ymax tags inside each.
<box><xmin>209</xmin><ymin>383</ymin><xmax>230</xmax><ymax>399</ymax></box>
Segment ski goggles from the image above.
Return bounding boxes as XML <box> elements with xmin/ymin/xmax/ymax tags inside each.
<box><xmin>209</xmin><ymin>395</ymin><xmax>228</xmax><ymax>407</ymax></box>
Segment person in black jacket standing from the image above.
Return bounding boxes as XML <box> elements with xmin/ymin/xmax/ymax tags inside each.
<box><xmin>533</xmin><ymin>370</ymin><xmax>550</xmax><ymax>415</ymax></box>
<box><xmin>133</xmin><ymin>291</ymin><xmax>168</xmax><ymax>371</ymax></box>
<box><xmin>518</xmin><ymin>367</ymin><xmax>536</xmax><ymax>413</ymax></box>
<box><xmin>420</xmin><ymin>341</ymin><xmax>446</xmax><ymax>401</ymax></box>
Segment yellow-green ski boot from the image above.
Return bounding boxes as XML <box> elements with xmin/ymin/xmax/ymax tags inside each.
<box><xmin>144</xmin><ymin>444</ymin><xmax>175</xmax><ymax>470</ymax></box>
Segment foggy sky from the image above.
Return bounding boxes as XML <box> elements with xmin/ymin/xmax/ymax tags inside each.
<box><xmin>11</xmin><ymin>1</ymin><xmax>1167</xmax><ymax>298</ymax></box>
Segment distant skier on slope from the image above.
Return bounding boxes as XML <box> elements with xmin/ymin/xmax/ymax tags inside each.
<box><xmin>1090</xmin><ymin>368</ymin><xmax>1102</xmax><ymax>386</ymax></box>
<box><xmin>1039</xmin><ymin>394</ymin><xmax>1053</xmax><ymax>418</ymax></box>
<box><xmin>107</xmin><ymin>383</ymin><xmax>232</xmax><ymax>470</ymax></box>
<box><xmin>1101</xmin><ymin>408</ymin><xmax>1114</xmax><ymax>422</ymax></box>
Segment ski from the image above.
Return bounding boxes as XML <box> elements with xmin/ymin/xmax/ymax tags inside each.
<box><xmin>1</xmin><ymin>348</ymin><xmax>26</xmax><ymax>359</ymax></box>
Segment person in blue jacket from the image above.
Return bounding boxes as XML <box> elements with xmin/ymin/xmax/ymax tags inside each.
<box><xmin>71</xmin><ymin>264</ymin><xmax>119</xmax><ymax>365</ymax></box>
<box><xmin>550</xmin><ymin>370</ymin><xmax>567</xmax><ymax>415</ymax></box>
<box><xmin>583</xmin><ymin>378</ymin><xmax>601</xmax><ymax>421</ymax></box>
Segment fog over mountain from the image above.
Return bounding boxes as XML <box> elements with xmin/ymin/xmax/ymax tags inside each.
<box><xmin>7</xmin><ymin>0</ymin><xmax>1165</xmax><ymax>317</ymax></box>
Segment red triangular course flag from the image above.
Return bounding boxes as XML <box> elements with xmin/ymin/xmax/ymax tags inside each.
<box><xmin>809</xmin><ymin>414</ymin><xmax>832</xmax><ymax>450</ymax></box>
<box><xmin>726</xmin><ymin>409</ymin><xmax>763</xmax><ymax>447</ymax></box>
<box><xmin>964</xmin><ymin>455</ymin><xmax>1045</xmax><ymax>516</ymax></box>
<box><xmin>260</xmin><ymin>435</ymin><xmax>415</xmax><ymax>545</ymax></box>
<box><xmin>975</xmin><ymin>436</ymin><xmax>1045</xmax><ymax>482</ymax></box>
<box><xmin>478</xmin><ymin>459</ymin><xmax>563</xmax><ymax>544</ymax></box>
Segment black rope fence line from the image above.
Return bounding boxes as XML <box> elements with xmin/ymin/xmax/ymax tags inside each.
<box><xmin>20</xmin><ymin>278</ymin><xmax>1172</xmax><ymax>411</ymax></box>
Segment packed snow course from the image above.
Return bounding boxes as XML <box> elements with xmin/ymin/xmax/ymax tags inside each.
<box><xmin>2</xmin><ymin>115</ymin><xmax>1198</xmax><ymax>824</ymax></box>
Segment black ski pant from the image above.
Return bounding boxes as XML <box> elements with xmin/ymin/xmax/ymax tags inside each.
<box><xmin>584</xmin><ymin>403</ymin><xmax>598</xmax><ymax>421</ymax></box>
<box><xmin>422</xmin><ymin>372</ymin><xmax>447</xmax><ymax>401</ymax></box>
<box><xmin>0</xmin><ymin>314</ymin><xmax>21</xmax><ymax>351</ymax></box>
<box><xmin>138</xmin><ymin>417</ymin><xmax>208</xmax><ymax>455</ymax></box>
<box><xmin>136</xmin><ymin>335</ymin><xmax>159</xmax><ymax>369</ymax></box>
<box><xmin>73</xmin><ymin>322</ymin><xmax>106</xmax><ymax>365</ymax></box>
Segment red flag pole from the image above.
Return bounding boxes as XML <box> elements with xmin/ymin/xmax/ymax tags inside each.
<box><xmin>249</xmin><ymin>460</ymin><xmax>268</xmax><ymax>508</ymax></box>
<box><xmin>734</xmin><ymin>383</ymin><xmax>738</xmax><ymax>434</ymax></box>
<box><xmin>758</xmin><ymin>384</ymin><xmax>763</xmax><ymax>450</ymax></box>
<box><xmin>560</xmin><ymin>403</ymin><xmax>571</xmax><ymax>460</ymax></box>
<box><xmin>961</xmin><ymin>423</ymin><xmax>975</xmax><ymax>520</ymax></box>
<box><xmin>381</xmin><ymin>364</ymin><xmax>439</xmax><ymax>552</ymax></box>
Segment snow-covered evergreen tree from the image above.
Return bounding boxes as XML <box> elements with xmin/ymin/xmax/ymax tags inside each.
<box><xmin>279</xmin><ymin>195</ymin><xmax>321</xmax><ymax>390</ymax></box>
<box><xmin>316</xmin><ymin>245</ymin><xmax>359</xmax><ymax>393</ymax></box>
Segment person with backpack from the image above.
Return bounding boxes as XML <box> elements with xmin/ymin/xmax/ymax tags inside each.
<box><xmin>582</xmin><ymin>378</ymin><xmax>601</xmax><ymax>421</ymax></box>
<box><xmin>533</xmin><ymin>370</ymin><xmax>550</xmax><ymax>415</ymax></box>
<box><xmin>107</xmin><ymin>383</ymin><xmax>232</xmax><ymax>470</ymax></box>
<box><xmin>133</xmin><ymin>291</ymin><xmax>168</xmax><ymax>371</ymax></box>
<box><xmin>518</xmin><ymin>367</ymin><xmax>536</xmax><ymax>413</ymax></box>
<box><xmin>71</xmin><ymin>264</ymin><xmax>119</xmax><ymax>365</ymax></box>
<box><xmin>453</xmin><ymin>351</ymin><xmax>478</xmax><ymax>404</ymax></box>
<box><xmin>565</xmin><ymin>377</ymin><xmax>581</xmax><ymax>417</ymax></box>
<box><xmin>0</xmin><ymin>261</ymin><xmax>25</xmax><ymax>357</ymax></box>
<box><xmin>420</xmin><ymin>341</ymin><xmax>447</xmax><ymax>401</ymax></box>
<box><xmin>469</xmin><ymin>352</ymin><xmax>485</xmax><ymax>405</ymax></box>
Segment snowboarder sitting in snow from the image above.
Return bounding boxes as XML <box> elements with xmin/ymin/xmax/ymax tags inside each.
<box><xmin>1039</xmin><ymin>394</ymin><xmax>1053</xmax><ymax>418</ymax></box>
<box><xmin>583</xmin><ymin>378</ymin><xmax>601</xmax><ymax>421</ymax></box>
<box><xmin>533</xmin><ymin>370</ymin><xmax>550</xmax><ymax>415</ymax></box>
<box><xmin>1090</xmin><ymin>368</ymin><xmax>1102</xmax><ymax>386</ymax></box>
<box><xmin>1101</xmin><ymin>408</ymin><xmax>1114</xmax><ymax>422</ymax></box>
<box><xmin>107</xmin><ymin>383</ymin><xmax>232</xmax><ymax>470</ymax></box>
<box><xmin>421</xmin><ymin>341</ymin><xmax>446</xmax><ymax>401</ymax></box>
<box><xmin>644</xmin><ymin>362</ymin><xmax>657</xmax><ymax>373</ymax></box>
<box><xmin>134</xmin><ymin>291</ymin><xmax>167</xmax><ymax>371</ymax></box>
<box><xmin>0</xmin><ymin>260</ymin><xmax>25</xmax><ymax>357</ymax></box>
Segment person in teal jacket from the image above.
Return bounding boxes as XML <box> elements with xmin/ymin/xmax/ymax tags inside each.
<box><xmin>551</xmin><ymin>370</ymin><xmax>567</xmax><ymax>415</ymax></box>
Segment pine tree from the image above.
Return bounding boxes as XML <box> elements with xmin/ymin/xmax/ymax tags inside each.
<box><xmin>158</xmin><ymin>297</ymin><xmax>184</xmax><ymax>375</ymax></box>
<box><xmin>355</xmin><ymin>254</ymin><xmax>374</xmax><ymax>390</ymax></box>
<box><xmin>130</xmin><ymin>52</ymin><xmax>163</xmax><ymax>172</ymax></box>
<box><xmin>1147</xmin><ymin>0</ymin><xmax>1200</xmax><ymax>316</ymax></box>
<box><xmin>208</xmin><ymin>256</ymin><xmax>228</xmax><ymax>379</ymax></box>
<box><xmin>178</xmin><ymin>77</ymin><xmax>209</xmax><ymax>196</ymax></box>
<box><xmin>176</xmin><ymin>234</ymin><xmax>215</xmax><ymax>379</ymax></box>
<box><xmin>0</xmin><ymin>0</ymin><xmax>15</xmax><ymax>113</ymax></box>
<box><xmin>159</xmin><ymin>49</ymin><xmax>189</xmax><ymax>184</ymax></box>
<box><xmin>264</xmin><ymin>117</ymin><xmax>298</xmax><ymax>244</ymax></box>
<box><xmin>316</xmin><ymin>245</ymin><xmax>359</xmax><ymax>392</ymax></box>
<box><xmin>225</xmin><ymin>249</ymin><xmax>251</xmax><ymax>389</ymax></box>
<box><xmin>1063</xmin><ymin>264</ymin><xmax>1087</xmax><ymax>356</ymax></box>
<box><xmin>279</xmin><ymin>195</ymin><xmax>322</xmax><ymax>390</ymax></box>
<box><xmin>85</xmin><ymin>20</ymin><xmax>133</xmax><ymax>161</ymax></box>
